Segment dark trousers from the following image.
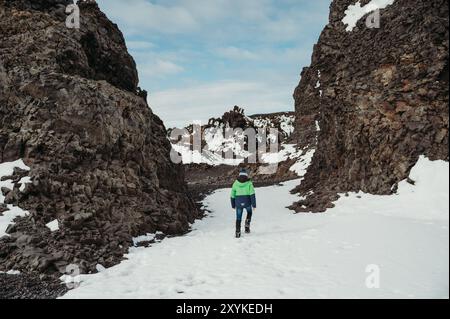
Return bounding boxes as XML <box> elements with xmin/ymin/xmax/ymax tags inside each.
<box><xmin>236</xmin><ymin>206</ymin><xmax>253</xmax><ymax>222</ymax></box>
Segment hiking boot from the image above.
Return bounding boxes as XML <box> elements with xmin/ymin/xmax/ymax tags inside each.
<box><xmin>236</xmin><ymin>220</ymin><xmax>242</xmax><ymax>238</ymax></box>
<box><xmin>245</xmin><ymin>220</ymin><xmax>251</xmax><ymax>233</ymax></box>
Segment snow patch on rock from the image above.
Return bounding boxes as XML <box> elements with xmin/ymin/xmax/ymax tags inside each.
<box><xmin>0</xmin><ymin>159</ymin><xmax>31</xmax><ymax>237</ymax></box>
<box><xmin>342</xmin><ymin>0</ymin><xmax>395</xmax><ymax>32</ymax></box>
<box><xmin>18</xmin><ymin>176</ymin><xmax>31</xmax><ymax>192</ymax></box>
<box><xmin>289</xmin><ymin>149</ymin><xmax>316</xmax><ymax>178</ymax></box>
<box><xmin>95</xmin><ymin>264</ymin><xmax>106</xmax><ymax>273</ymax></box>
<box><xmin>133</xmin><ymin>233</ymin><xmax>156</xmax><ymax>246</ymax></box>
<box><xmin>0</xmin><ymin>269</ymin><xmax>21</xmax><ymax>275</ymax></box>
<box><xmin>46</xmin><ymin>219</ymin><xmax>60</xmax><ymax>232</ymax></box>
<box><xmin>315</xmin><ymin>120</ymin><xmax>321</xmax><ymax>132</ymax></box>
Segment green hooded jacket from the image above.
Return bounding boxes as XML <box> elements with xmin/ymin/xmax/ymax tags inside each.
<box><xmin>231</xmin><ymin>179</ymin><xmax>256</xmax><ymax>209</ymax></box>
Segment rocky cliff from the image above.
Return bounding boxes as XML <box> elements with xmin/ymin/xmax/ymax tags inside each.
<box><xmin>292</xmin><ymin>0</ymin><xmax>449</xmax><ymax>212</ymax></box>
<box><xmin>0</xmin><ymin>0</ymin><xmax>198</xmax><ymax>275</ymax></box>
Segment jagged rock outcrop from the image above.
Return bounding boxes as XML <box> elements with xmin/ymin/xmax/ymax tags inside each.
<box><xmin>0</xmin><ymin>0</ymin><xmax>198</xmax><ymax>275</ymax></box>
<box><xmin>169</xmin><ymin>106</ymin><xmax>295</xmax><ymax>147</ymax></box>
<box><xmin>291</xmin><ymin>0</ymin><xmax>449</xmax><ymax>212</ymax></box>
<box><xmin>169</xmin><ymin>107</ymin><xmax>298</xmax><ymax>196</ymax></box>
<box><xmin>209</xmin><ymin>106</ymin><xmax>248</xmax><ymax>129</ymax></box>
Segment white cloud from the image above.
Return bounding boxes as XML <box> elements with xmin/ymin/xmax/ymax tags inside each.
<box><xmin>140</xmin><ymin>59</ymin><xmax>185</xmax><ymax>77</ymax></box>
<box><xmin>126</xmin><ymin>49</ymin><xmax>199</xmax><ymax>87</ymax></box>
<box><xmin>98</xmin><ymin>0</ymin><xmax>330</xmax><ymax>42</ymax></box>
<box><xmin>97</xmin><ymin>0</ymin><xmax>199</xmax><ymax>34</ymax></box>
<box><xmin>216</xmin><ymin>47</ymin><xmax>259</xmax><ymax>60</ymax></box>
<box><xmin>149</xmin><ymin>80</ymin><xmax>295</xmax><ymax>128</ymax></box>
<box><xmin>126</xmin><ymin>40</ymin><xmax>156</xmax><ymax>50</ymax></box>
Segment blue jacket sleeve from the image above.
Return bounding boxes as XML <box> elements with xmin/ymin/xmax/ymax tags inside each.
<box><xmin>231</xmin><ymin>197</ymin><xmax>236</xmax><ymax>209</ymax></box>
<box><xmin>249</xmin><ymin>182</ymin><xmax>256</xmax><ymax>208</ymax></box>
<box><xmin>250</xmin><ymin>194</ymin><xmax>256</xmax><ymax>208</ymax></box>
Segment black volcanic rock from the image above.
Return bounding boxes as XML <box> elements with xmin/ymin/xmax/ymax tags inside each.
<box><xmin>0</xmin><ymin>0</ymin><xmax>198</xmax><ymax>275</ymax></box>
<box><xmin>0</xmin><ymin>272</ymin><xmax>68</xmax><ymax>299</ymax></box>
<box><xmin>291</xmin><ymin>0</ymin><xmax>449</xmax><ymax>212</ymax></box>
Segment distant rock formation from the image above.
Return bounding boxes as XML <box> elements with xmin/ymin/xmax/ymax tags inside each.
<box><xmin>291</xmin><ymin>0</ymin><xmax>449</xmax><ymax>212</ymax></box>
<box><xmin>169</xmin><ymin>107</ymin><xmax>299</xmax><ymax>197</ymax></box>
<box><xmin>170</xmin><ymin>106</ymin><xmax>295</xmax><ymax>144</ymax></box>
<box><xmin>0</xmin><ymin>0</ymin><xmax>198</xmax><ymax>275</ymax></box>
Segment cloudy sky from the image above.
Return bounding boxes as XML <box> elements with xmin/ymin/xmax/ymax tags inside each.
<box><xmin>97</xmin><ymin>0</ymin><xmax>331</xmax><ymax>127</ymax></box>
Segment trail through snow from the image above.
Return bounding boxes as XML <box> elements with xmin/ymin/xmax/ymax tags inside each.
<box><xmin>62</xmin><ymin>156</ymin><xmax>449</xmax><ymax>299</ymax></box>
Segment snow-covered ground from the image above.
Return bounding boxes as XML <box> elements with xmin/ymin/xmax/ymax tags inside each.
<box><xmin>63</xmin><ymin>156</ymin><xmax>449</xmax><ymax>299</ymax></box>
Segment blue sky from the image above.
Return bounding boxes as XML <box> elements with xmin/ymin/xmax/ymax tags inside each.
<box><xmin>97</xmin><ymin>0</ymin><xmax>331</xmax><ymax>127</ymax></box>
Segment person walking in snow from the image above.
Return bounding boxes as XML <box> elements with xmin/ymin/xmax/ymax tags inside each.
<box><xmin>231</xmin><ymin>168</ymin><xmax>256</xmax><ymax>238</ymax></box>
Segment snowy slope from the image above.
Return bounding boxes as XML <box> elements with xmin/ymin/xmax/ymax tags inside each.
<box><xmin>62</xmin><ymin>156</ymin><xmax>448</xmax><ymax>299</ymax></box>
